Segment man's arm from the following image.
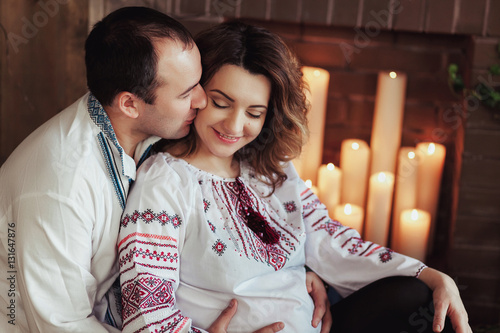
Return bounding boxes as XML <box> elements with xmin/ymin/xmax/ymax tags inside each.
<box><xmin>15</xmin><ymin>192</ymin><xmax>115</xmax><ymax>332</ymax></box>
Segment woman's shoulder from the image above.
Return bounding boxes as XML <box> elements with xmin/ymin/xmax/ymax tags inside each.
<box><xmin>135</xmin><ymin>152</ymin><xmax>196</xmax><ymax>186</ymax></box>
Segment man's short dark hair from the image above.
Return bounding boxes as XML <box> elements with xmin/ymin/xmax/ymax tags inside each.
<box><xmin>85</xmin><ymin>6</ymin><xmax>194</xmax><ymax>106</ymax></box>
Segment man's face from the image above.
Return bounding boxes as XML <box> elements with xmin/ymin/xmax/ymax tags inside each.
<box><xmin>137</xmin><ymin>38</ymin><xmax>207</xmax><ymax>140</ymax></box>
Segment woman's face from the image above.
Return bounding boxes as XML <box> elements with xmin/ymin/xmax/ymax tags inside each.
<box><xmin>194</xmin><ymin>64</ymin><xmax>271</xmax><ymax>160</ymax></box>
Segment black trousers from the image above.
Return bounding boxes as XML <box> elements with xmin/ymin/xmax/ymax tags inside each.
<box><xmin>330</xmin><ymin>276</ymin><xmax>455</xmax><ymax>333</ymax></box>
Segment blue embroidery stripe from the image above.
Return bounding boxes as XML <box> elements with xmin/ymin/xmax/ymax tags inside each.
<box><xmin>98</xmin><ymin>133</ymin><xmax>126</xmax><ymax>210</ymax></box>
<box><xmin>88</xmin><ymin>94</ymin><xmax>126</xmax><ymax>177</ymax></box>
<box><xmin>137</xmin><ymin>145</ymin><xmax>153</xmax><ymax>169</ymax></box>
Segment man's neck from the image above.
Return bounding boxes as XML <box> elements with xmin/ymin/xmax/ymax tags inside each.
<box><xmin>104</xmin><ymin>105</ymin><xmax>144</xmax><ymax>159</ymax></box>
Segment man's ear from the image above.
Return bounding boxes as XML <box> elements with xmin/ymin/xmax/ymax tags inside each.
<box><xmin>115</xmin><ymin>91</ymin><xmax>141</xmax><ymax>119</ymax></box>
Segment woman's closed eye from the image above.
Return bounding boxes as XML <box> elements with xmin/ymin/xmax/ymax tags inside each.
<box><xmin>247</xmin><ymin>111</ymin><xmax>263</xmax><ymax>119</ymax></box>
<box><xmin>211</xmin><ymin>99</ymin><xmax>229</xmax><ymax>109</ymax></box>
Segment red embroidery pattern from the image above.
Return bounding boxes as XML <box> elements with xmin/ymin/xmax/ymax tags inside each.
<box><xmin>379</xmin><ymin>249</ymin><xmax>393</xmax><ymax>263</ymax></box>
<box><xmin>207</xmin><ymin>220</ymin><xmax>216</xmax><ymax>233</ymax></box>
<box><xmin>315</xmin><ymin>219</ymin><xmax>343</xmax><ymax>235</ymax></box>
<box><xmin>314</xmin><ymin>219</ymin><xmax>394</xmax><ymax>264</ymax></box>
<box><xmin>203</xmin><ymin>199</ymin><xmax>210</xmax><ymax>213</ymax></box>
<box><xmin>213</xmin><ymin>179</ymin><xmax>292</xmax><ymax>271</ymax></box>
<box><xmin>283</xmin><ymin>201</ymin><xmax>297</xmax><ymax>213</ymax></box>
<box><xmin>119</xmin><ymin>236</ymin><xmax>179</xmax><ymax>278</ymax></box>
<box><xmin>121</xmin><ymin>247</ymin><xmax>178</xmax><ymax>266</ymax></box>
<box><xmin>121</xmin><ymin>209</ymin><xmax>182</xmax><ymax>228</ymax></box>
<box><xmin>302</xmin><ymin>198</ymin><xmax>321</xmax><ymax>212</ymax></box>
<box><xmin>121</xmin><ymin>274</ymin><xmax>175</xmax><ymax>321</ymax></box>
<box><xmin>347</xmin><ymin>238</ymin><xmax>365</xmax><ymax>254</ymax></box>
<box><xmin>212</xmin><ymin>239</ymin><xmax>226</xmax><ymax>256</ymax></box>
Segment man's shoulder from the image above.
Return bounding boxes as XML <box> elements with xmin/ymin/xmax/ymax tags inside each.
<box><xmin>0</xmin><ymin>93</ymin><xmax>110</xmax><ymax>191</ymax></box>
<box><xmin>5</xmin><ymin>94</ymin><xmax>96</xmax><ymax>159</ymax></box>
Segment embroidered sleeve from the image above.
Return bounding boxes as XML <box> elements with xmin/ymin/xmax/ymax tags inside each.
<box><xmin>290</xmin><ymin>170</ymin><xmax>426</xmax><ymax>298</ymax></box>
<box><xmin>118</xmin><ymin>154</ymin><xmax>207</xmax><ymax>333</ymax></box>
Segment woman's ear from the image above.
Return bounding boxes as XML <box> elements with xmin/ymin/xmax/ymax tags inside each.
<box><xmin>115</xmin><ymin>91</ymin><xmax>141</xmax><ymax>119</ymax></box>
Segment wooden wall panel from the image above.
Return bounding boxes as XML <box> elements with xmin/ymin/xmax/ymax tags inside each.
<box><xmin>0</xmin><ymin>0</ymin><xmax>88</xmax><ymax>164</ymax></box>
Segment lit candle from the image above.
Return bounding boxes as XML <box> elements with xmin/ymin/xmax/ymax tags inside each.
<box><xmin>305</xmin><ymin>179</ymin><xmax>319</xmax><ymax>196</ymax></box>
<box><xmin>317</xmin><ymin>163</ymin><xmax>342</xmax><ymax>213</ymax></box>
<box><xmin>364</xmin><ymin>172</ymin><xmax>395</xmax><ymax>246</ymax></box>
<box><xmin>391</xmin><ymin>147</ymin><xmax>417</xmax><ymax>251</ymax></box>
<box><xmin>416</xmin><ymin>142</ymin><xmax>446</xmax><ymax>252</ymax></box>
<box><xmin>398</xmin><ymin>209</ymin><xmax>431</xmax><ymax>262</ymax></box>
<box><xmin>340</xmin><ymin>139</ymin><xmax>371</xmax><ymax>208</ymax></box>
<box><xmin>370</xmin><ymin>71</ymin><xmax>407</xmax><ymax>175</ymax></box>
<box><xmin>333</xmin><ymin>203</ymin><xmax>364</xmax><ymax>235</ymax></box>
<box><xmin>295</xmin><ymin>67</ymin><xmax>330</xmax><ymax>184</ymax></box>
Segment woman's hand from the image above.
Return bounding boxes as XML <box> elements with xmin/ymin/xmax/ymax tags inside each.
<box><xmin>306</xmin><ymin>271</ymin><xmax>332</xmax><ymax>333</ymax></box>
<box><xmin>208</xmin><ymin>299</ymin><xmax>284</xmax><ymax>333</ymax></box>
<box><xmin>418</xmin><ymin>267</ymin><xmax>472</xmax><ymax>333</ymax></box>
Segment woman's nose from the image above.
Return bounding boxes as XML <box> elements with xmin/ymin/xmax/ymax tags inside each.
<box><xmin>223</xmin><ymin>110</ymin><xmax>245</xmax><ymax>135</ymax></box>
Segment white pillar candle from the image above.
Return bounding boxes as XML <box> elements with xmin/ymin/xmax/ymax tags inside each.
<box><xmin>333</xmin><ymin>203</ymin><xmax>364</xmax><ymax>235</ymax></box>
<box><xmin>398</xmin><ymin>209</ymin><xmax>431</xmax><ymax>262</ymax></box>
<box><xmin>340</xmin><ymin>139</ymin><xmax>371</xmax><ymax>208</ymax></box>
<box><xmin>370</xmin><ymin>71</ymin><xmax>407</xmax><ymax>175</ymax></box>
<box><xmin>364</xmin><ymin>172</ymin><xmax>395</xmax><ymax>246</ymax></box>
<box><xmin>416</xmin><ymin>142</ymin><xmax>446</xmax><ymax>252</ymax></box>
<box><xmin>317</xmin><ymin>163</ymin><xmax>342</xmax><ymax>213</ymax></box>
<box><xmin>305</xmin><ymin>179</ymin><xmax>319</xmax><ymax>196</ymax></box>
<box><xmin>391</xmin><ymin>147</ymin><xmax>418</xmax><ymax>251</ymax></box>
<box><xmin>295</xmin><ymin>66</ymin><xmax>330</xmax><ymax>184</ymax></box>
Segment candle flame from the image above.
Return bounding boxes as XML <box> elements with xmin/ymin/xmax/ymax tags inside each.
<box><xmin>351</xmin><ymin>142</ymin><xmax>360</xmax><ymax>150</ymax></box>
<box><xmin>313</xmin><ymin>70</ymin><xmax>321</xmax><ymax>77</ymax></box>
<box><xmin>344</xmin><ymin>204</ymin><xmax>352</xmax><ymax>215</ymax></box>
<box><xmin>377</xmin><ymin>172</ymin><xmax>386</xmax><ymax>182</ymax></box>
<box><xmin>327</xmin><ymin>163</ymin><xmax>335</xmax><ymax>171</ymax></box>
<box><xmin>305</xmin><ymin>179</ymin><xmax>313</xmax><ymax>188</ymax></box>
<box><xmin>427</xmin><ymin>143</ymin><xmax>436</xmax><ymax>155</ymax></box>
<box><xmin>408</xmin><ymin>151</ymin><xmax>415</xmax><ymax>159</ymax></box>
<box><xmin>389</xmin><ymin>71</ymin><xmax>397</xmax><ymax>79</ymax></box>
<box><xmin>411</xmin><ymin>209</ymin><xmax>419</xmax><ymax>221</ymax></box>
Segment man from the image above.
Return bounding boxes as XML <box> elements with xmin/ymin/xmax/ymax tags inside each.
<box><xmin>0</xmin><ymin>6</ymin><xmax>205</xmax><ymax>332</ymax></box>
<box><xmin>0</xmin><ymin>7</ymin><xmax>330</xmax><ymax>333</ymax></box>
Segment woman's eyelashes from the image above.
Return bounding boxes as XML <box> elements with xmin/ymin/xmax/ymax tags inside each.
<box><xmin>247</xmin><ymin>111</ymin><xmax>263</xmax><ymax>119</ymax></box>
<box><xmin>211</xmin><ymin>99</ymin><xmax>264</xmax><ymax>119</ymax></box>
<box><xmin>211</xmin><ymin>99</ymin><xmax>228</xmax><ymax>109</ymax></box>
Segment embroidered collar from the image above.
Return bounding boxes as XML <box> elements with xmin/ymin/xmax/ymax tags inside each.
<box><xmin>87</xmin><ymin>93</ymin><xmax>125</xmax><ymax>162</ymax></box>
<box><xmin>87</xmin><ymin>93</ymin><xmax>160</xmax><ymax>181</ymax></box>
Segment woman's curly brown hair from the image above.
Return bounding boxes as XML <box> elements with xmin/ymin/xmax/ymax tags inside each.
<box><xmin>159</xmin><ymin>20</ymin><xmax>309</xmax><ymax>193</ymax></box>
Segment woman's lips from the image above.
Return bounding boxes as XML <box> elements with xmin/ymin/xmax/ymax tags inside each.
<box><xmin>213</xmin><ymin>128</ymin><xmax>240</xmax><ymax>143</ymax></box>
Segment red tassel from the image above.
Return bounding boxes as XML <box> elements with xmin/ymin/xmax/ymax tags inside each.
<box><xmin>236</xmin><ymin>178</ymin><xmax>280</xmax><ymax>245</ymax></box>
<box><xmin>245</xmin><ymin>210</ymin><xmax>280</xmax><ymax>244</ymax></box>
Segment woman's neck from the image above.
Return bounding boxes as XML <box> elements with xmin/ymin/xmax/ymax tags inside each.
<box><xmin>166</xmin><ymin>142</ymin><xmax>240</xmax><ymax>178</ymax></box>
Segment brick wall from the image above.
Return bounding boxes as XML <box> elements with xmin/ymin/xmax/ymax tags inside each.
<box><xmin>449</xmin><ymin>36</ymin><xmax>500</xmax><ymax>326</ymax></box>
